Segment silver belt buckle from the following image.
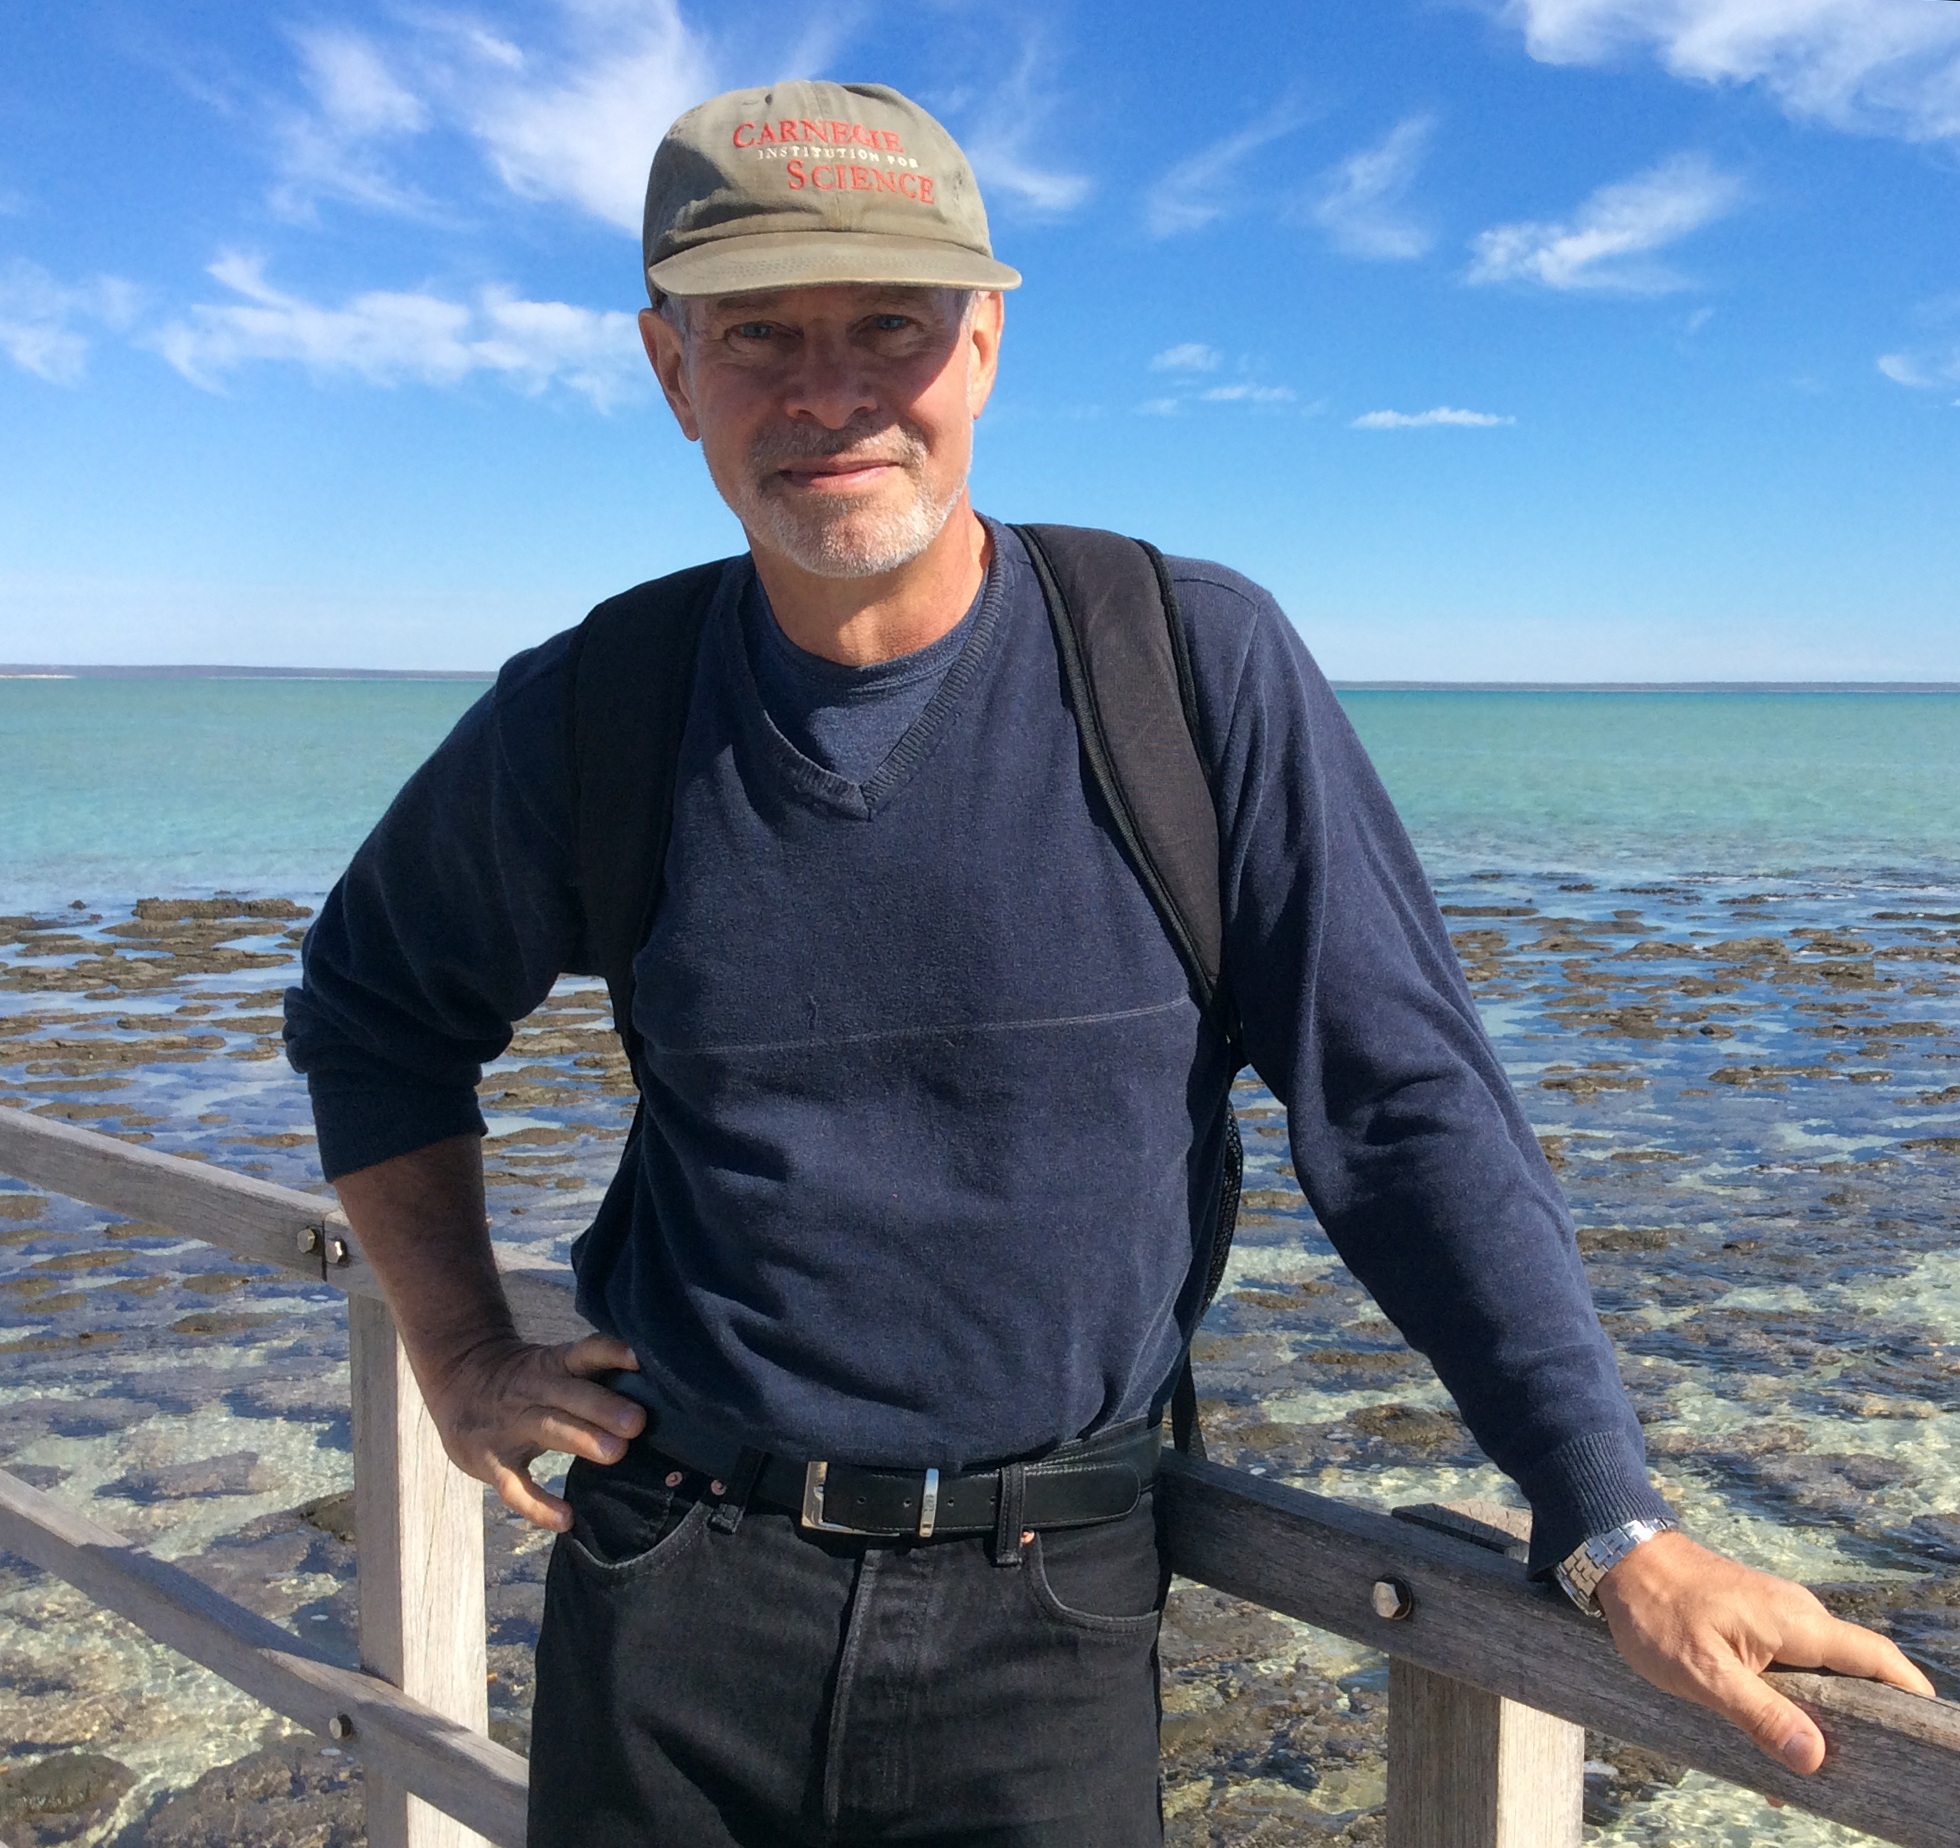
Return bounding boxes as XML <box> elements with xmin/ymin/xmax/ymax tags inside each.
<box><xmin>799</xmin><ymin>1461</ymin><xmax>942</xmax><ymax>1538</ymax></box>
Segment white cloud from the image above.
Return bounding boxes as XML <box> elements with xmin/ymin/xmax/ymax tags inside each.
<box><xmin>1498</xmin><ymin>0</ymin><xmax>1960</xmax><ymax>145</ymax></box>
<box><xmin>0</xmin><ymin>260</ymin><xmax>140</xmax><ymax>385</ymax></box>
<box><xmin>1467</xmin><ymin>153</ymin><xmax>1742</xmax><ymax>293</ymax></box>
<box><xmin>447</xmin><ymin>0</ymin><xmax>715</xmax><ymax>231</ymax></box>
<box><xmin>1202</xmin><ymin>383</ymin><xmax>1297</xmax><ymax>404</ymax></box>
<box><xmin>150</xmin><ymin>254</ymin><xmax>645</xmax><ymax>408</ymax></box>
<box><xmin>1309</xmin><ymin>116</ymin><xmax>1435</xmax><ymax>260</ymax></box>
<box><xmin>271</xmin><ymin>29</ymin><xmax>436</xmax><ymax>219</ymax></box>
<box><xmin>301</xmin><ymin>29</ymin><xmax>427</xmax><ymax>137</ymax></box>
<box><xmin>1146</xmin><ymin>100</ymin><xmax>1302</xmax><ymax>237</ymax></box>
<box><xmin>1150</xmin><ymin>342</ymin><xmax>1222</xmax><ymax>372</ymax></box>
<box><xmin>1878</xmin><ymin>347</ymin><xmax>1960</xmax><ymax>391</ymax></box>
<box><xmin>1136</xmin><ymin>398</ymin><xmax>1182</xmax><ymax>417</ymax></box>
<box><xmin>268</xmin><ymin>1</ymin><xmax>716</xmax><ymax>232</ymax></box>
<box><xmin>960</xmin><ymin>40</ymin><xmax>1094</xmax><ymax>216</ymax></box>
<box><xmin>1351</xmin><ymin>406</ymin><xmax>1515</xmax><ymax>428</ymax></box>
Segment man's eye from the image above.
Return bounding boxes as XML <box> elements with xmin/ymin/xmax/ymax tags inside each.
<box><xmin>732</xmin><ymin>322</ymin><xmax>775</xmax><ymax>340</ymax></box>
<box><xmin>871</xmin><ymin>315</ymin><xmax>912</xmax><ymax>332</ymax></box>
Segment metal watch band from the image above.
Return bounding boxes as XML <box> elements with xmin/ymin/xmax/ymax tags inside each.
<box><xmin>1554</xmin><ymin>1516</ymin><xmax>1679</xmax><ymax>1618</ymax></box>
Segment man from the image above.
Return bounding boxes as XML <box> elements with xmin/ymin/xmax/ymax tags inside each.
<box><xmin>287</xmin><ymin>80</ymin><xmax>1933</xmax><ymax>1846</ymax></box>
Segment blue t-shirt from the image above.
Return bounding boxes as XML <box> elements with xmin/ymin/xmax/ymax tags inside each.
<box><xmin>745</xmin><ymin>576</ymin><xmax>978</xmax><ymax>787</ymax></box>
<box><xmin>287</xmin><ymin>519</ymin><xmax>1669</xmax><ymax>1573</ymax></box>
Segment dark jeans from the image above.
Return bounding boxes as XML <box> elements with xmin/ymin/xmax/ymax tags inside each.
<box><xmin>528</xmin><ymin>1442</ymin><xmax>1168</xmax><ymax>1847</ymax></box>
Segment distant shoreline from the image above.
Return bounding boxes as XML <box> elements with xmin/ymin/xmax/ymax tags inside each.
<box><xmin>0</xmin><ymin>664</ymin><xmax>496</xmax><ymax>681</ymax></box>
<box><xmin>4</xmin><ymin>665</ymin><xmax>1957</xmax><ymax>693</ymax></box>
<box><xmin>1335</xmin><ymin>681</ymin><xmax>1960</xmax><ymax>693</ymax></box>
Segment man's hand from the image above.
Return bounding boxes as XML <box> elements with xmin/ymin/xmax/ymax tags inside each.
<box><xmin>329</xmin><ymin>1136</ymin><xmax>649</xmax><ymax>1532</ymax></box>
<box><xmin>1596</xmin><ymin>1530</ymin><xmax>1937</xmax><ymax>1774</ymax></box>
<box><xmin>421</xmin><ymin>1333</ymin><xmax>649</xmax><ymax>1532</ymax></box>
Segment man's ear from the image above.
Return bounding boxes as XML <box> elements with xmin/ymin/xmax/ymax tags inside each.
<box><xmin>640</xmin><ymin>307</ymin><xmax>701</xmax><ymax>442</ymax></box>
<box><xmin>965</xmin><ymin>291</ymin><xmax>1003</xmax><ymax>420</ymax></box>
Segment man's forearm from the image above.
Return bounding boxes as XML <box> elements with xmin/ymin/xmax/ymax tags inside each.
<box><xmin>331</xmin><ymin>1132</ymin><xmax>516</xmax><ymax>1394</ymax></box>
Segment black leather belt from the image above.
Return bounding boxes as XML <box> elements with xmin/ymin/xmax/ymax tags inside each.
<box><xmin>596</xmin><ymin>1374</ymin><xmax>1161</xmax><ymax>1539</ymax></box>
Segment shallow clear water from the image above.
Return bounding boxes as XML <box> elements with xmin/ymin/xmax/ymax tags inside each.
<box><xmin>5</xmin><ymin>679</ymin><xmax>1959</xmax><ymax>907</ymax></box>
<box><xmin>0</xmin><ymin>678</ymin><xmax>488</xmax><ymax>909</ymax></box>
<box><xmin>1</xmin><ymin>680</ymin><xmax>1957</xmax><ymax>1845</ymax></box>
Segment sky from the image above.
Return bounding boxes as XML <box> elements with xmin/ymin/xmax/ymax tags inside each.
<box><xmin>1</xmin><ymin>0</ymin><xmax>1958</xmax><ymax>680</ymax></box>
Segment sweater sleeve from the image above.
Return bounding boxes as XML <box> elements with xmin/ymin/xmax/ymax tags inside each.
<box><xmin>283</xmin><ymin>631</ymin><xmax>585</xmax><ymax>1182</ymax></box>
<box><xmin>1173</xmin><ymin>561</ymin><xmax>1674</xmax><ymax>1575</ymax></box>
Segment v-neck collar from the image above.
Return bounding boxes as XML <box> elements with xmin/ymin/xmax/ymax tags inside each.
<box><xmin>726</xmin><ymin>522</ymin><xmax>1014</xmax><ymax>820</ymax></box>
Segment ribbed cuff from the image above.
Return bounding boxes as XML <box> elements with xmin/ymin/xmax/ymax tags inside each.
<box><xmin>307</xmin><ymin>1070</ymin><xmax>486</xmax><ymax>1182</ymax></box>
<box><xmin>1516</xmin><ymin>1427</ymin><xmax>1676</xmax><ymax>1577</ymax></box>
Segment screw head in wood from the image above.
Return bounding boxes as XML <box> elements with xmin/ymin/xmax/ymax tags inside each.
<box><xmin>1371</xmin><ymin>1577</ymin><xmax>1414</xmax><ymax>1622</ymax></box>
<box><xmin>326</xmin><ymin>1236</ymin><xmax>350</xmax><ymax>1266</ymax></box>
<box><xmin>297</xmin><ymin>1227</ymin><xmax>321</xmax><ymax>1255</ymax></box>
<box><xmin>327</xmin><ymin>1713</ymin><xmax>354</xmax><ymax>1741</ymax></box>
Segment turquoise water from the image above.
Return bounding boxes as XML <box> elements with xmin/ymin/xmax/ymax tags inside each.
<box><xmin>2</xmin><ymin>677</ymin><xmax>1959</xmax><ymax>1845</ymax></box>
<box><xmin>1347</xmin><ymin>690</ymin><xmax>1960</xmax><ymax>885</ymax></box>
<box><xmin>0</xmin><ymin>678</ymin><xmax>488</xmax><ymax>907</ymax></box>
<box><xmin>3</xmin><ymin>679</ymin><xmax>1957</xmax><ymax>906</ymax></box>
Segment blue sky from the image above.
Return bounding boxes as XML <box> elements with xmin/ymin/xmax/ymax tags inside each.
<box><xmin>2</xmin><ymin>0</ymin><xmax>1957</xmax><ymax>678</ymax></box>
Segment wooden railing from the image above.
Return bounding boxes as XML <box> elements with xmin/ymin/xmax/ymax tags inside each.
<box><xmin>1</xmin><ymin>1103</ymin><xmax>1956</xmax><ymax>1848</ymax></box>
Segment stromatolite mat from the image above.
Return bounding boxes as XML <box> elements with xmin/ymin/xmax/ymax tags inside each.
<box><xmin>0</xmin><ymin>880</ymin><xmax>1956</xmax><ymax>1845</ymax></box>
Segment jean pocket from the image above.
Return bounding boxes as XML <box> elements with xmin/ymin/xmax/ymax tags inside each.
<box><xmin>1025</xmin><ymin>1504</ymin><xmax>1166</xmax><ymax>1636</ymax></box>
<box><xmin>560</xmin><ymin>1457</ymin><xmax>712</xmax><ymax>1581</ymax></box>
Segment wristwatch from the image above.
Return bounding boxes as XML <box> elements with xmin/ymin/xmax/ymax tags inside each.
<box><xmin>1554</xmin><ymin>1517</ymin><xmax>1678</xmax><ymax>1617</ymax></box>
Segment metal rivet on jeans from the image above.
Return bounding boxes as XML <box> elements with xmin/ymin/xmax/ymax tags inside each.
<box><xmin>665</xmin><ymin>1472</ymin><xmax>683</xmax><ymax>1489</ymax></box>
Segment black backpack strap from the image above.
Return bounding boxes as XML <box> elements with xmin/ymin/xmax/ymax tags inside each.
<box><xmin>563</xmin><ymin>558</ymin><xmax>732</xmax><ymax>1075</ymax></box>
<box><xmin>1011</xmin><ymin>524</ymin><xmax>1243</xmax><ymax>1458</ymax></box>
<box><xmin>1014</xmin><ymin>525</ymin><xmax>1224</xmax><ymax>1010</ymax></box>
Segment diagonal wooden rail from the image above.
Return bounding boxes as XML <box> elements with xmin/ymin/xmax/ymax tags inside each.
<box><xmin>0</xmin><ymin>1468</ymin><xmax>529</xmax><ymax>1846</ymax></box>
<box><xmin>2</xmin><ymin>1104</ymin><xmax>1957</xmax><ymax>1848</ymax></box>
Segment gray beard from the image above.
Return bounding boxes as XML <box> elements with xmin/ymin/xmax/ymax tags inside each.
<box><xmin>729</xmin><ymin>422</ymin><xmax>966</xmax><ymax>580</ymax></box>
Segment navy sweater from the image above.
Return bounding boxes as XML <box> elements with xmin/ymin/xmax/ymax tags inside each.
<box><xmin>286</xmin><ymin>523</ymin><xmax>1670</xmax><ymax>1572</ymax></box>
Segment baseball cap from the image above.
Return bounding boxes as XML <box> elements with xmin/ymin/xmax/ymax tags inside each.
<box><xmin>643</xmin><ymin>80</ymin><xmax>1022</xmax><ymax>300</ymax></box>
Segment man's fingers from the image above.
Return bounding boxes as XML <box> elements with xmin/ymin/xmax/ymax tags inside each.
<box><xmin>524</xmin><ymin>1406</ymin><xmax>634</xmax><ymax>1465</ymax></box>
<box><xmin>1798</xmin><ymin>1616</ymin><xmax>1938</xmax><ymax>1699</ymax></box>
<box><xmin>1707</xmin><ymin>1664</ymin><xmax>1825</xmax><ymax>1774</ymax></box>
<box><xmin>561</xmin><ymin>1335</ymin><xmax>639</xmax><ymax>1378</ymax></box>
<box><xmin>544</xmin><ymin>1372</ymin><xmax>647</xmax><ymax>1441</ymax></box>
<box><xmin>490</xmin><ymin>1460</ymin><xmax>572</xmax><ymax>1533</ymax></box>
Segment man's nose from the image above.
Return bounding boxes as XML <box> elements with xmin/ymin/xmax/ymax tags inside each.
<box><xmin>779</xmin><ymin>333</ymin><xmax>878</xmax><ymax>429</ymax></box>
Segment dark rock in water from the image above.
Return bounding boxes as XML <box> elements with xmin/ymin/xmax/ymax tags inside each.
<box><xmin>1903</xmin><ymin>1513</ymin><xmax>1960</xmax><ymax>1564</ymax></box>
<box><xmin>111</xmin><ymin>1741</ymin><xmax>359</xmax><ymax>1848</ymax></box>
<box><xmin>224</xmin><ymin>1372</ymin><xmax>350</xmax><ymax>1431</ymax></box>
<box><xmin>169</xmin><ymin>1310</ymin><xmax>285</xmax><ymax>1337</ymax></box>
<box><xmin>99</xmin><ymin>1451</ymin><xmax>274</xmax><ymax>1501</ymax></box>
<box><xmin>294</xmin><ymin>1492</ymin><xmax>356</xmax><ymax>1545</ymax></box>
<box><xmin>0</xmin><ymin>1751</ymin><xmax>135</xmax><ymax>1843</ymax></box>
<box><xmin>1345</xmin><ymin>1404</ymin><xmax>1463</xmax><ymax>1452</ymax></box>
<box><xmin>1160</xmin><ymin>1586</ymin><xmax>1386</xmax><ymax>1843</ymax></box>
<box><xmin>1582</xmin><ymin>1736</ymin><xmax>1687</xmax><ymax>1827</ymax></box>
<box><xmin>131</xmin><ymin>897</ymin><xmax>311</xmax><ymax>924</ymax></box>
<box><xmin>1721</xmin><ymin>1450</ymin><xmax>1912</xmax><ymax>1524</ymax></box>
<box><xmin>5</xmin><ymin>1462</ymin><xmax>69</xmax><ymax>1490</ymax></box>
<box><xmin>42</xmin><ymin>1397</ymin><xmax>152</xmax><ymax>1440</ymax></box>
<box><xmin>1161</xmin><ymin>1587</ymin><xmax>1299</xmax><ymax>1674</ymax></box>
<box><xmin>1576</xmin><ymin>1224</ymin><xmax>1671</xmax><ymax>1253</ymax></box>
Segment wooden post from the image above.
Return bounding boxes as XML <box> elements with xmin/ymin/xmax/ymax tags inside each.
<box><xmin>1388</xmin><ymin>1657</ymin><xmax>1584</xmax><ymax>1847</ymax></box>
<box><xmin>1383</xmin><ymin>1499</ymin><xmax>1583</xmax><ymax>1848</ymax></box>
<box><xmin>350</xmin><ymin>1293</ymin><xmax>493</xmax><ymax>1848</ymax></box>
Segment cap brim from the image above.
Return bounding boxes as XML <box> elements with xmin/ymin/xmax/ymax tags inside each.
<box><xmin>648</xmin><ymin>229</ymin><xmax>1020</xmax><ymax>299</ymax></box>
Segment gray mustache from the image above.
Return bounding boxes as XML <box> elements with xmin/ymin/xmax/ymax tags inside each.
<box><xmin>749</xmin><ymin>422</ymin><xmax>926</xmax><ymax>470</ymax></box>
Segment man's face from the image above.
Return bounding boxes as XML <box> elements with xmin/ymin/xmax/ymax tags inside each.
<box><xmin>640</xmin><ymin>283</ymin><xmax>1002</xmax><ymax>580</ymax></box>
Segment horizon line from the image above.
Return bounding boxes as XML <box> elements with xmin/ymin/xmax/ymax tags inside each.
<box><xmin>5</xmin><ymin>665</ymin><xmax>1960</xmax><ymax>693</ymax></box>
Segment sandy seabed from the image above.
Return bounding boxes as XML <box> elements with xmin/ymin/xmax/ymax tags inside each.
<box><xmin>0</xmin><ymin>880</ymin><xmax>1957</xmax><ymax>1846</ymax></box>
